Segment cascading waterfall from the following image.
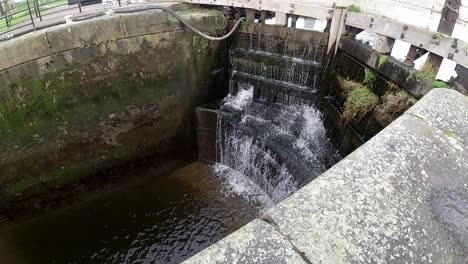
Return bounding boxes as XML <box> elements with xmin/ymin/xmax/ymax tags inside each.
<box><xmin>213</xmin><ymin>86</ymin><xmax>337</xmax><ymax>211</ymax></box>
<box><xmin>212</xmin><ymin>27</ymin><xmax>337</xmax><ymax>212</ymax></box>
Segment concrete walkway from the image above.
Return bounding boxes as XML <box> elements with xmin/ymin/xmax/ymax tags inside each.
<box><xmin>0</xmin><ymin>0</ymin><xmax>179</xmax><ymax>40</ymax></box>
<box><xmin>185</xmin><ymin>88</ymin><xmax>468</xmax><ymax>263</ymax></box>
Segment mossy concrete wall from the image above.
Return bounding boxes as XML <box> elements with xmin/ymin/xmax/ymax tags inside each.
<box><xmin>0</xmin><ymin>6</ymin><xmax>228</xmax><ymax>216</ymax></box>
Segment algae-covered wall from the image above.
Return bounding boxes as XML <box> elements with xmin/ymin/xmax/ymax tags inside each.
<box><xmin>0</xmin><ymin>6</ymin><xmax>228</xmax><ymax>216</ymax></box>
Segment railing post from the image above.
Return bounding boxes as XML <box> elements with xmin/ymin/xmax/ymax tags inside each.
<box><xmin>405</xmin><ymin>45</ymin><xmax>424</xmax><ymax>65</ymax></box>
<box><xmin>327</xmin><ymin>7</ymin><xmax>346</xmax><ymax>55</ymax></box>
<box><xmin>36</xmin><ymin>0</ymin><xmax>42</xmax><ymax>21</ymax></box>
<box><xmin>425</xmin><ymin>0</ymin><xmax>461</xmax><ymax>74</ymax></box>
<box><xmin>33</xmin><ymin>0</ymin><xmax>38</xmax><ymax>18</ymax></box>
<box><xmin>78</xmin><ymin>0</ymin><xmax>82</xmax><ymax>13</ymax></box>
<box><xmin>274</xmin><ymin>11</ymin><xmax>287</xmax><ymax>26</ymax></box>
<box><xmin>25</xmin><ymin>0</ymin><xmax>36</xmax><ymax>30</ymax></box>
<box><xmin>118</xmin><ymin>0</ymin><xmax>121</xmax><ymax>7</ymax></box>
<box><xmin>245</xmin><ymin>8</ymin><xmax>255</xmax><ymax>22</ymax></box>
<box><xmin>289</xmin><ymin>14</ymin><xmax>298</xmax><ymax>28</ymax></box>
<box><xmin>258</xmin><ymin>10</ymin><xmax>267</xmax><ymax>24</ymax></box>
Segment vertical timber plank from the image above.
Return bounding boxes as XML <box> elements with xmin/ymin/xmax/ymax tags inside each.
<box><xmin>334</xmin><ymin>9</ymin><xmax>347</xmax><ymax>55</ymax></box>
<box><xmin>327</xmin><ymin>7</ymin><xmax>346</xmax><ymax>54</ymax></box>
<box><xmin>259</xmin><ymin>10</ymin><xmax>267</xmax><ymax>24</ymax></box>
<box><xmin>245</xmin><ymin>8</ymin><xmax>256</xmax><ymax>22</ymax></box>
<box><xmin>426</xmin><ymin>0</ymin><xmax>461</xmax><ymax>73</ymax></box>
<box><xmin>289</xmin><ymin>14</ymin><xmax>299</xmax><ymax>28</ymax></box>
<box><xmin>373</xmin><ymin>34</ymin><xmax>395</xmax><ymax>54</ymax></box>
<box><xmin>275</xmin><ymin>11</ymin><xmax>287</xmax><ymax>26</ymax></box>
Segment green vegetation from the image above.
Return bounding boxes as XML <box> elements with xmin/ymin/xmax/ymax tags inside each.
<box><xmin>347</xmin><ymin>4</ymin><xmax>362</xmax><ymax>13</ymax></box>
<box><xmin>338</xmin><ymin>76</ymin><xmax>379</xmax><ymax>125</ymax></box>
<box><xmin>408</xmin><ymin>61</ymin><xmax>437</xmax><ymax>82</ymax></box>
<box><xmin>378</xmin><ymin>55</ymin><xmax>388</xmax><ymax>69</ymax></box>
<box><xmin>342</xmin><ymin>86</ymin><xmax>379</xmax><ymax>125</ymax></box>
<box><xmin>374</xmin><ymin>90</ymin><xmax>416</xmax><ymax>126</ymax></box>
<box><xmin>433</xmin><ymin>80</ymin><xmax>449</xmax><ymax>88</ymax></box>
<box><xmin>0</xmin><ymin>0</ymin><xmax>68</xmax><ymax>33</ymax></box>
<box><xmin>386</xmin><ymin>80</ymin><xmax>400</xmax><ymax>91</ymax></box>
<box><xmin>0</xmin><ymin>79</ymin><xmax>60</xmax><ymax>135</ymax></box>
<box><xmin>8</xmin><ymin>177</ymin><xmax>38</xmax><ymax>194</ymax></box>
<box><xmin>363</xmin><ymin>68</ymin><xmax>377</xmax><ymax>86</ymax></box>
<box><xmin>47</xmin><ymin>165</ymin><xmax>88</xmax><ymax>186</ymax></box>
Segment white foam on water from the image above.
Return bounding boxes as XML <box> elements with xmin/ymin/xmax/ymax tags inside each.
<box><xmin>222</xmin><ymin>86</ymin><xmax>254</xmax><ymax>111</ymax></box>
<box><xmin>300</xmin><ymin>105</ymin><xmax>326</xmax><ymax>140</ymax></box>
<box><xmin>212</xmin><ymin>163</ymin><xmax>274</xmax><ymax>211</ymax></box>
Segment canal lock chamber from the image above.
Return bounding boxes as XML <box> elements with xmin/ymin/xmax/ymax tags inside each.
<box><xmin>0</xmin><ymin>6</ymin><xmax>412</xmax><ymax>264</ymax></box>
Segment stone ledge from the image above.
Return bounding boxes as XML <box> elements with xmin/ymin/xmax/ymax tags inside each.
<box><xmin>0</xmin><ymin>5</ymin><xmax>225</xmax><ymax>72</ymax></box>
<box><xmin>185</xmin><ymin>88</ymin><xmax>468</xmax><ymax>263</ymax></box>
<box><xmin>183</xmin><ymin>219</ymin><xmax>308</xmax><ymax>264</ymax></box>
<box><xmin>406</xmin><ymin>88</ymin><xmax>468</xmax><ymax>146</ymax></box>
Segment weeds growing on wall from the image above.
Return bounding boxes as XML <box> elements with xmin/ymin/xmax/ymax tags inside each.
<box><xmin>432</xmin><ymin>80</ymin><xmax>449</xmax><ymax>88</ymax></box>
<box><xmin>408</xmin><ymin>61</ymin><xmax>437</xmax><ymax>82</ymax></box>
<box><xmin>0</xmin><ymin>80</ymin><xmax>60</xmax><ymax>135</ymax></box>
<box><xmin>386</xmin><ymin>80</ymin><xmax>400</xmax><ymax>91</ymax></box>
<box><xmin>347</xmin><ymin>4</ymin><xmax>362</xmax><ymax>13</ymax></box>
<box><xmin>374</xmin><ymin>90</ymin><xmax>416</xmax><ymax>126</ymax></box>
<box><xmin>378</xmin><ymin>55</ymin><xmax>388</xmax><ymax>69</ymax></box>
<box><xmin>337</xmin><ymin>76</ymin><xmax>379</xmax><ymax>125</ymax></box>
<box><xmin>363</xmin><ymin>68</ymin><xmax>377</xmax><ymax>86</ymax></box>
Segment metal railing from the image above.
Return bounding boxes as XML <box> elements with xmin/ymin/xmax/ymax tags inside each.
<box><xmin>0</xmin><ymin>0</ymin><xmax>109</xmax><ymax>36</ymax></box>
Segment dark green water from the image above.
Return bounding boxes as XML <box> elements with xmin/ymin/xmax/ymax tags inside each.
<box><xmin>0</xmin><ymin>162</ymin><xmax>257</xmax><ymax>264</ymax></box>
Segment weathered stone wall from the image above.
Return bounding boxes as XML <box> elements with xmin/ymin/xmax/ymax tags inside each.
<box><xmin>0</xmin><ymin>6</ymin><xmax>228</xmax><ymax>216</ymax></box>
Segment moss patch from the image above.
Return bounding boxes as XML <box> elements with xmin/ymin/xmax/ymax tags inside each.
<box><xmin>408</xmin><ymin>61</ymin><xmax>437</xmax><ymax>82</ymax></box>
<box><xmin>433</xmin><ymin>80</ymin><xmax>449</xmax><ymax>88</ymax></box>
<box><xmin>374</xmin><ymin>90</ymin><xmax>416</xmax><ymax>126</ymax></box>
<box><xmin>363</xmin><ymin>68</ymin><xmax>377</xmax><ymax>86</ymax></box>
<box><xmin>347</xmin><ymin>4</ymin><xmax>362</xmax><ymax>13</ymax></box>
<box><xmin>378</xmin><ymin>55</ymin><xmax>388</xmax><ymax>69</ymax></box>
<box><xmin>338</xmin><ymin>77</ymin><xmax>379</xmax><ymax>125</ymax></box>
<box><xmin>8</xmin><ymin>177</ymin><xmax>38</xmax><ymax>194</ymax></box>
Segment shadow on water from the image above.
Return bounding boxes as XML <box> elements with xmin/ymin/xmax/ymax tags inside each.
<box><xmin>0</xmin><ymin>162</ymin><xmax>257</xmax><ymax>264</ymax></box>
